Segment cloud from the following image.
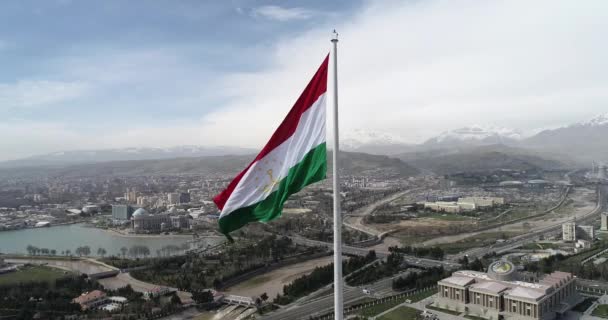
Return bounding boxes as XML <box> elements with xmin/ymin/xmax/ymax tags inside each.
<box><xmin>2</xmin><ymin>0</ymin><xmax>608</xmax><ymax>160</ymax></box>
<box><xmin>0</xmin><ymin>80</ymin><xmax>90</xmax><ymax>110</ymax></box>
<box><xmin>202</xmin><ymin>0</ymin><xmax>608</xmax><ymax>145</ymax></box>
<box><xmin>252</xmin><ymin>5</ymin><xmax>315</xmax><ymax>21</ymax></box>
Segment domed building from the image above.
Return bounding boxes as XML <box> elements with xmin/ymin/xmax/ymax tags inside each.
<box><xmin>131</xmin><ymin>208</ymin><xmax>171</xmax><ymax>233</ymax></box>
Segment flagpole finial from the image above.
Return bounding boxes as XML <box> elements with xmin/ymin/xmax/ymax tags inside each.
<box><xmin>331</xmin><ymin>30</ymin><xmax>339</xmax><ymax>42</ymax></box>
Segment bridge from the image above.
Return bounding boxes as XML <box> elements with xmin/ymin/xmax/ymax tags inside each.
<box><xmin>222</xmin><ymin>294</ymin><xmax>256</xmax><ymax>306</ymax></box>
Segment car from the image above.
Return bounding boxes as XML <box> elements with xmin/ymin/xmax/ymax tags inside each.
<box><xmin>362</xmin><ymin>288</ymin><xmax>371</xmax><ymax>295</ymax></box>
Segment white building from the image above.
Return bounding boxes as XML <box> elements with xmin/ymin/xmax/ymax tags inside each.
<box><xmin>562</xmin><ymin>222</ymin><xmax>576</xmax><ymax>242</ymax></box>
<box><xmin>167</xmin><ymin>193</ymin><xmax>180</xmax><ymax>205</ymax></box>
<box><xmin>131</xmin><ymin>208</ymin><xmax>171</xmax><ymax>233</ymax></box>
<box><xmin>601</xmin><ymin>212</ymin><xmax>608</xmax><ymax>231</ymax></box>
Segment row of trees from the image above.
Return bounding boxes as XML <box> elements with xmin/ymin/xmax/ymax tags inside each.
<box><xmin>25</xmin><ymin>244</ymin><xmax>157</xmax><ymax>258</ymax></box>
<box><xmin>388</xmin><ymin>245</ymin><xmax>445</xmax><ymax>260</ymax></box>
<box><xmin>392</xmin><ymin>266</ymin><xmax>449</xmax><ymax>291</ymax></box>
<box><xmin>347</xmin><ymin>251</ymin><xmax>403</xmax><ymax>286</ymax></box>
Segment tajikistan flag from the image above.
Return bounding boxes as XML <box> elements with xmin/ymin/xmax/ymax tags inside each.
<box><xmin>214</xmin><ymin>55</ymin><xmax>329</xmax><ymax>238</ymax></box>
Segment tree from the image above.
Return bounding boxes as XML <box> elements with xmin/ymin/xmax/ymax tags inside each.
<box><xmin>50</xmin><ymin>249</ymin><xmax>56</xmax><ymax>256</ymax></box>
<box><xmin>170</xmin><ymin>294</ymin><xmax>182</xmax><ymax>305</ymax></box>
<box><xmin>192</xmin><ymin>290</ymin><xmax>213</xmax><ymax>304</ymax></box>
<box><xmin>97</xmin><ymin>248</ymin><xmax>107</xmax><ymax>257</ymax></box>
<box><xmin>261</xmin><ymin>292</ymin><xmax>269</xmax><ymax>302</ymax></box>
<box><xmin>66</xmin><ymin>249</ymin><xmax>71</xmax><ymax>257</ymax></box>
<box><xmin>82</xmin><ymin>246</ymin><xmax>91</xmax><ymax>256</ymax></box>
<box><xmin>120</xmin><ymin>247</ymin><xmax>128</xmax><ymax>259</ymax></box>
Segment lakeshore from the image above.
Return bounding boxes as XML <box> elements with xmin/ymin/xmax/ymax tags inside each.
<box><xmin>0</xmin><ymin>223</ymin><xmax>222</xmax><ymax>256</ymax></box>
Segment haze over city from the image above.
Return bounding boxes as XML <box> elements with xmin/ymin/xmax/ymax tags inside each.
<box><xmin>1</xmin><ymin>0</ymin><xmax>608</xmax><ymax>160</ymax></box>
<box><xmin>3</xmin><ymin>1</ymin><xmax>608</xmax><ymax>320</ymax></box>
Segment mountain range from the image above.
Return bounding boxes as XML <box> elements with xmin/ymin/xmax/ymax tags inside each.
<box><xmin>1</xmin><ymin>113</ymin><xmax>606</xmax><ymax>175</ymax></box>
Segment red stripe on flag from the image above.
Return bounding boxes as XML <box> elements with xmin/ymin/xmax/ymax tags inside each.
<box><xmin>214</xmin><ymin>54</ymin><xmax>329</xmax><ymax>210</ymax></box>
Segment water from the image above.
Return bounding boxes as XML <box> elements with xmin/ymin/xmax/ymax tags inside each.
<box><xmin>0</xmin><ymin>223</ymin><xmax>221</xmax><ymax>256</ymax></box>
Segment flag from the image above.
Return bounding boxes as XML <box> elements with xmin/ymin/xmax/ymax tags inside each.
<box><xmin>214</xmin><ymin>55</ymin><xmax>329</xmax><ymax>238</ymax></box>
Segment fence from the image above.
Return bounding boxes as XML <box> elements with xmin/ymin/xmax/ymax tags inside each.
<box><xmin>311</xmin><ymin>286</ymin><xmax>437</xmax><ymax>320</ymax></box>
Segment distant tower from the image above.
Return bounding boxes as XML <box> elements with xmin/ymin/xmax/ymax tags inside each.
<box><xmin>599</xmin><ymin>163</ymin><xmax>607</xmax><ymax>180</ymax></box>
<box><xmin>601</xmin><ymin>212</ymin><xmax>608</xmax><ymax>232</ymax></box>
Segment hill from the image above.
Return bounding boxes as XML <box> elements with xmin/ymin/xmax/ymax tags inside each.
<box><xmin>397</xmin><ymin>145</ymin><xmax>565</xmax><ymax>174</ymax></box>
<box><xmin>0</xmin><ymin>151</ymin><xmax>419</xmax><ymax>179</ymax></box>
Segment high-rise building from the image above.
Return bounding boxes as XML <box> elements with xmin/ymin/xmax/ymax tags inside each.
<box><xmin>167</xmin><ymin>193</ymin><xmax>180</xmax><ymax>205</ymax></box>
<box><xmin>601</xmin><ymin>213</ymin><xmax>608</xmax><ymax>231</ymax></box>
<box><xmin>125</xmin><ymin>189</ymin><xmax>138</xmax><ymax>203</ymax></box>
<box><xmin>179</xmin><ymin>192</ymin><xmax>191</xmax><ymax>204</ymax></box>
<box><xmin>562</xmin><ymin>222</ymin><xmax>576</xmax><ymax>242</ymax></box>
<box><xmin>112</xmin><ymin>205</ymin><xmax>135</xmax><ymax>220</ymax></box>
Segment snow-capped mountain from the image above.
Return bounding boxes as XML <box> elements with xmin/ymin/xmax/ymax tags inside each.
<box><xmin>521</xmin><ymin>113</ymin><xmax>608</xmax><ymax>162</ymax></box>
<box><xmin>341</xmin><ymin>129</ymin><xmax>412</xmax><ymax>155</ymax></box>
<box><xmin>0</xmin><ymin>146</ymin><xmax>256</xmax><ymax>168</ymax></box>
<box><xmin>423</xmin><ymin>125</ymin><xmax>523</xmax><ymax>147</ymax></box>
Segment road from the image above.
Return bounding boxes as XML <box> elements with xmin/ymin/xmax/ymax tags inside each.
<box><xmin>262</xmin><ymin>285</ymin><xmax>367</xmax><ymax>320</ymax></box>
<box><xmin>452</xmin><ymin>184</ymin><xmax>607</xmax><ymax>261</ymax></box>
<box><xmin>343</xmin><ymin>189</ymin><xmax>421</xmax><ymax>237</ymax></box>
<box><xmin>289</xmin><ymin>236</ymin><xmax>460</xmax><ymax>269</ymax></box>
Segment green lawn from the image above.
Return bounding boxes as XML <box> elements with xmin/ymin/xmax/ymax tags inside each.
<box><xmin>592</xmin><ymin>304</ymin><xmax>608</xmax><ymax>318</ymax></box>
<box><xmin>378</xmin><ymin>306</ymin><xmax>420</xmax><ymax>320</ymax></box>
<box><xmin>0</xmin><ymin>265</ymin><xmax>69</xmax><ymax>286</ymax></box>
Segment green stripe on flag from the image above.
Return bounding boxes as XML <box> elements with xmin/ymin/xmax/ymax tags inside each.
<box><xmin>218</xmin><ymin>142</ymin><xmax>327</xmax><ymax>235</ymax></box>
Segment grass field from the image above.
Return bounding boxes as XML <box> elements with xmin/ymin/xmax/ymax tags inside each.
<box><xmin>0</xmin><ymin>265</ymin><xmax>68</xmax><ymax>286</ymax></box>
<box><xmin>592</xmin><ymin>304</ymin><xmax>608</xmax><ymax>318</ymax></box>
<box><xmin>378</xmin><ymin>306</ymin><xmax>420</xmax><ymax>320</ymax></box>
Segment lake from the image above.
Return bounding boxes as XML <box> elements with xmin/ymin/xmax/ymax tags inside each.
<box><xmin>0</xmin><ymin>223</ymin><xmax>222</xmax><ymax>256</ymax></box>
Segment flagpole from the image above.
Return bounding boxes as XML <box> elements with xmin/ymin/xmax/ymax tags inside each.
<box><xmin>331</xmin><ymin>30</ymin><xmax>343</xmax><ymax>320</ymax></box>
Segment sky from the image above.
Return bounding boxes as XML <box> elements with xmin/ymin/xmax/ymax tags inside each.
<box><xmin>1</xmin><ymin>0</ymin><xmax>607</xmax><ymax>160</ymax></box>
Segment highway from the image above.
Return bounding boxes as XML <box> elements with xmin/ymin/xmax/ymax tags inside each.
<box><xmin>452</xmin><ymin>184</ymin><xmax>607</xmax><ymax>261</ymax></box>
<box><xmin>289</xmin><ymin>236</ymin><xmax>460</xmax><ymax>269</ymax></box>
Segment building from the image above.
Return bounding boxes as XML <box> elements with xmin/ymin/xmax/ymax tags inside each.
<box><xmin>112</xmin><ymin>205</ymin><xmax>135</xmax><ymax>220</ymax></box>
<box><xmin>601</xmin><ymin>212</ymin><xmax>608</xmax><ymax>231</ymax></box>
<box><xmin>424</xmin><ymin>201</ymin><xmax>463</xmax><ymax>213</ymax></box>
<box><xmin>562</xmin><ymin>222</ymin><xmax>576</xmax><ymax>242</ymax></box>
<box><xmin>125</xmin><ymin>189</ymin><xmax>138</xmax><ymax>203</ymax></box>
<box><xmin>168</xmin><ymin>193</ymin><xmax>180</xmax><ymax>205</ymax></box>
<box><xmin>72</xmin><ymin>290</ymin><xmax>107</xmax><ymax>310</ymax></box>
<box><xmin>458</xmin><ymin>196</ymin><xmax>505</xmax><ymax>208</ymax></box>
<box><xmin>171</xmin><ymin>215</ymin><xmax>190</xmax><ymax>229</ymax></box>
<box><xmin>179</xmin><ymin>192</ymin><xmax>191</xmax><ymax>204</ymax></box>
<box><xmin>436</xmin><ymin>261</ymin><xmax>578</xmax><ymax>320</ymax></box>
<box><xmin>131</xmin><ymin>208</ymin><xmax>171</xmax><ymax>232</ymax></box>
<box><xmin>576</xmin><ymin>225</ymin><xmax>595</xmax><ymax>240</ymax></box>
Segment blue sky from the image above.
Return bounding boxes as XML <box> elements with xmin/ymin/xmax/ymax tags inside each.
<box><xmin>1</xmin><ymin>0</ymin><xmax>608</xmax><ymax>160</ymax></box>
<box><xmin>0</xmin><ymin>0</ymin><xmax>361</xmax><ymax>125</ymax></box>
